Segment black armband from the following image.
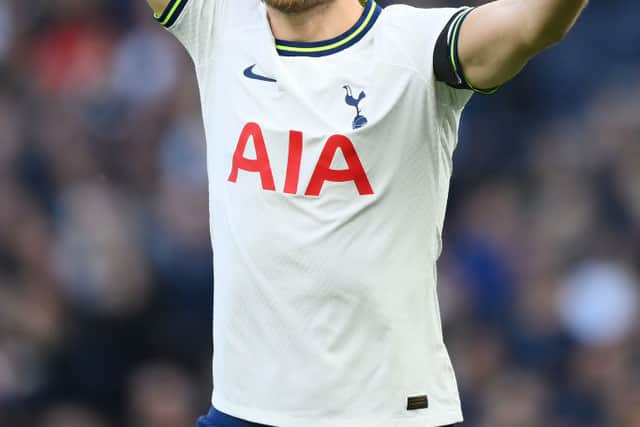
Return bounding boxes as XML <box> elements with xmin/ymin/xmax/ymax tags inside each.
<box><xmin>433</xmin><ymin>7</ymin><xmax>499</xmax><ymax>95</ymax></box>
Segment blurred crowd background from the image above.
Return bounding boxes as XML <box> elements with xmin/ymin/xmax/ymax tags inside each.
<box><xmin>0</xmin><ymin>0</ymin><xmax>638</xmax><ymax>426</ymax></box>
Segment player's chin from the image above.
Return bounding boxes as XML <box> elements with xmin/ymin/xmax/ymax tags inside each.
<box><xmin>263</xmin><ymin>0</ymin><xmax>332</xmax><ymax>14</ymax></box>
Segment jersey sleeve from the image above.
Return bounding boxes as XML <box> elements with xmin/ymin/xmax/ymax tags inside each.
<box><xmin>154</xmin><ymin>0</ymin><xmax>221</xmax><ymax>63</ymax></box>
<box><xmin>433</xmin><ymin>7</ymin><xmax>500</xmax><ymax>96</ymax></box>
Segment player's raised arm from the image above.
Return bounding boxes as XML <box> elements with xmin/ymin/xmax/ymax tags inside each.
<box><xmin>145</xmin><ymin>0</ymin><xmax>221</xmax><ymax>64</ymax></box>
<box><xmin>439</xmin><ymin>0</ymin><xmax>588</xmax><ymax>92</ymax></box>
<box><xmin>146</xmin><ymin>0</ymin><xmax>171</xmax><ymax>16</ymax></box>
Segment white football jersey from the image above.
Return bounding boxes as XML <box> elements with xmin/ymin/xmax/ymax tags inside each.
<box><xmin>156</xmin><ymin>0</ymin><xmax>473</xmax><ymax>426</ymax></box>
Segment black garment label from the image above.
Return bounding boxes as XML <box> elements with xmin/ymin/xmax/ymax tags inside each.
<box><xmin>406</xmin><ymin>395</ymin><xmax>429</xmax><ymax>410</ymax></box>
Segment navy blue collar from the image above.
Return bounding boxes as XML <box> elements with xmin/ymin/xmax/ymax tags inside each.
<box><xmin>274</xmin><ymin>0</ymin><xmax>382</xmax><ymax>57</ymax></box>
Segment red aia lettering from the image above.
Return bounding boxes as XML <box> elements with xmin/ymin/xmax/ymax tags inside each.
<box><xmin>283</xmin><ymin>130</ymin><xmax>303</xmax><ymax>195</ymax></box>
<box><xmin>228</xmin><ymin>123</ymin><xmax>374</xmax><ymax>196</ymax></box>
<box><xmin>227</xmin><ymin>122</ymin><xmax>276</xmax><ymax>191</ymax></box>
<box><xmin>305</xmin><ymin>135</ymin><xmax>374</xmax><ymax>196</ymax></box>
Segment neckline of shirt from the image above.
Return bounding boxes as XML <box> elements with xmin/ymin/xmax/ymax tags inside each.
<box><xmin>274</xmin><ymin>0</ymin><xmax>382</xmax><ymax>57</ymax></box>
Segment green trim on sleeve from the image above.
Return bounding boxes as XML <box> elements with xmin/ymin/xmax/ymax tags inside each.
<box><xmin>154</xmin><ymin>0</ymin><xmax>190</xmax><ymax>28</ymax></box>
<box><xmin>450</xmin><ymin>8</ymin><xmax>501</xmax><ymax>95</ymax></box>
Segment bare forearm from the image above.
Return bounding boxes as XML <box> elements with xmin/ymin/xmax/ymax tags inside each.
<box><xmin>459</xmin><ymin>0</ymin><xmax>589</xmax><ymax>89</ymax></box>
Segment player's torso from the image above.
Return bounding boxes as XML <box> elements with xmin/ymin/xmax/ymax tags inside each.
<box><xmin>186</xmin><ymin>2</ymin><xmax>465</xmax><ymax>423</ymax></box>
<box><xmin>196</xmin><ymin>2</ymin><xmax>447</xmax><ymax>264</ymax></box>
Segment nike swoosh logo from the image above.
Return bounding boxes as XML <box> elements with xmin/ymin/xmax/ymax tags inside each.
<box><xmin>243</xmin><ymin>65</ymin><xmax>277</xmax><ymax>83</ymax></box>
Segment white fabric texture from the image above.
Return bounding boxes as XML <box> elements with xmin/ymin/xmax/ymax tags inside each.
<box><xmin>161</xmin><ymin>1</ymin><xmax>472</xmax><ymax>426</ymax></box>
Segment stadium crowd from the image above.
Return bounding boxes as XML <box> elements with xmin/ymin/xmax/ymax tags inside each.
<box><xmin>0</xmin><ymin>0</ymin><xmax>638</xmax><ymax>426</ymax></box>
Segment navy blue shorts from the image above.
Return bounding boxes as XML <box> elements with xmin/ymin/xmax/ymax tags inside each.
<box><xmin>196</xmin><ymin>406</ymin><xmax>460</xmax><ymax>427</ymax></box>
<box><xmin>196</xmin><ymin>407</ymin><xmax>276</xmax><ymax>427</ymax></box>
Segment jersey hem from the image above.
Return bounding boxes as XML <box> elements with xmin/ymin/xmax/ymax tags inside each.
<box><xmin>211</xmin><ymin>392</ymin><xmax>464</xmax><ymax>427</ymax></box>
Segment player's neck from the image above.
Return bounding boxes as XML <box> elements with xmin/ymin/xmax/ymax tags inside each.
<box><xmin>266</xmin><ymin>0</ymin><xmax>365</xmax><ymax>43</ymax></box>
